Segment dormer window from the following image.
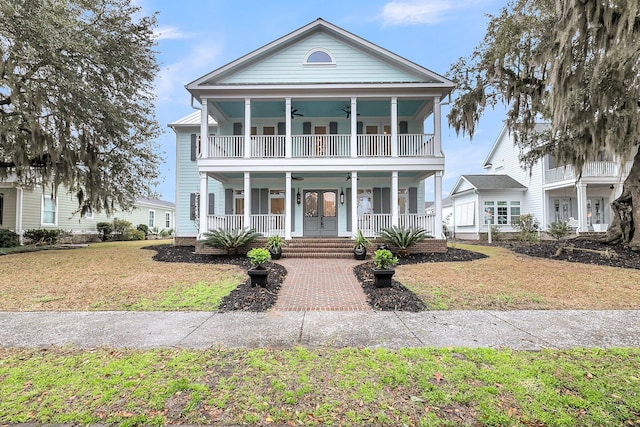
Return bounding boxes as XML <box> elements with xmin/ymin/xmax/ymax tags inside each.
<box><xmin>304</xmin><ymin>48</ymin><xmax>335</xmax><ymax>65</ymax></box>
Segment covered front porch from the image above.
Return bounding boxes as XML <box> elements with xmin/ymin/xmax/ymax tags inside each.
<box><xmin>195</xmin><ymin>171</ymin><xmax>443</xmax><ymax>240</ymax></box>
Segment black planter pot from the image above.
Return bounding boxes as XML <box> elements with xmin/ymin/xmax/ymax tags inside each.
<box><xmin>372</xmin><ymin>268</ymin><xmax>395</xmax><ymax>288</ymax></box>
<box><xmin>247</xmin><ymin>268</ymin><xmax>268</xmax><ymax>287</ymax></box>
<box><xmin>353</xmin><ymin>246</ymin><xmax>367</xmax><ymax>260</ymax></box>
<box><xmin>269</xmin><ymin>248</ymin><xmax>282</xmax><ymax>260</ymax></box>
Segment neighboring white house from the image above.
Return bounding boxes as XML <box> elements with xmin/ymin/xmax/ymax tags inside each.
<box><xmin>0</xmin><ymin>175</ymin><xmax>174</xmax><ymax>241</ymax></box>
<box><xmin>444</xmin><ymin>124</ymin><xmax>631</xmax><ymax>239</ymax></box>
<box><xmin>170</xmin><ymin>18</ymin><xmax>454</xmax><ymax>249</ymax></box>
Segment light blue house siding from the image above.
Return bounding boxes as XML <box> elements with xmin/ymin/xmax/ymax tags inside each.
<box><xmin>220</xmin><ymin>32</ymin><xmax>425</xmax><ymax>84</ymax></box>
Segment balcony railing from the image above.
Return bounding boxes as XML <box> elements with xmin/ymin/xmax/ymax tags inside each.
<box><xmin>206</xmin><ymin>134</ymin><xmax>435</xmax><ymax>159</ymax></box>
<box><xmin>545</xmin><ymin>161</ymin><xmax>633</xmax><ymax>184</ymax></box>
<box><xmin>204</xmin><ymin>213</ymin><xmax>436</xmax><ymax>237</ymax></box>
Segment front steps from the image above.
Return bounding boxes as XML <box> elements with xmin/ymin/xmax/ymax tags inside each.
<box><xmin>282</xmin><ymin>238</ymin><xmax>356</xmax><ymax>259</ymax></box>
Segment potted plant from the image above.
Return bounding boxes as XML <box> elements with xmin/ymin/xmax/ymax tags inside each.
<box><xmin>265</xmin><ymin>234</ymin><xmax>286</xmax><ymax>260</ymax></box>
<box><xmin>371</xmin><ymin>248</ymin><xmax>398</xmax><ymax>288</ymax></box>
<box><xmin>353</xmin><ymin>229</ymin><xmax>370</xmax><ymax>260</ymax></box>
<box><xmin>246</xmin><ymin>247</ymin><xmax>271</xmax><ymax>287</ymax></box>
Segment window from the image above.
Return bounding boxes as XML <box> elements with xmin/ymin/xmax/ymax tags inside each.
<box><xmin>42</xmin><ymin>196</ymin><xmax>57</xmax><ymax>225</ymax></box>
<box><xmin>497</xmin><ymin>201</ymin><xmax>508</xmax><ymax>225</ymax></box>
<box><xmin>483</xmin><ymin>201</ymin><xmax>495</xmax><ymax>224</ymax></box>
<box><xmin>510</xmin><ymin>201</ymin><xmax>521</xmax><ymax>224</ymax></box>
<box><xmin>165</xmin><ymin>212</ymin><xmax>171</xmax><ymax>228</ymax></box>
<box><xmin>0</xmin><ymin>193</ymin><xmax>3</xmax><ymax>226</ymax></box>
<box><xmin>234</xmin><ymin>190</ymin><xmax>244</xmax><ymax>214</ymax></box>
<box><xmin>485</xmin><ymin>200</ymin><xmax>520</xmax><ymax>225</ymax></box>
<box><xmin>148</xmin><ymin>210</ymin><xmax>155</xmax><ymax>228</ymax></box>
<box><xmin>304</xmin><ymin>48</ymin><xmax>335</xmax><ymax>65</ymax></box>
<box><xmin>269</xmin><ymin>189</ymin><xmax>285</xmax><ymax>214</ymax></box>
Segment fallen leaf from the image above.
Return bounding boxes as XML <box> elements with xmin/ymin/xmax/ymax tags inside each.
<box><xmin>410</xmin><ymin>396</ymin><xmax>425</xmax><ymax>403</ymax></box>
<box><xmin>434</xmin><ymin>371</ymin><xmax>443</xmax><ymax>382</ymax></box>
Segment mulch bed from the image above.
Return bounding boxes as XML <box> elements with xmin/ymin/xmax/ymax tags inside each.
<box><xmin>148</xmin><ymin>245</ymin><xmax>285</xmax><ymax>311</ymax></box>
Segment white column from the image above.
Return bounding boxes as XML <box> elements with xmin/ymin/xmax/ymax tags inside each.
<box><xmin>391</xmin><ymin>97</ymin><xmax>398</xmax><ymax>157</ymax></box>
<box><xmin>391</xmin><ymin>171</ymin><xmax>399</xmax><ymax>226</ymax></box>
<box><xmin>576</xmin><ymin>182</ymin><xmax>588</xmax><ymax>234</ymax></box>
<box><xmin>433</xmin><ymin>96</ymin><xmax>442</xmax><ymax>156</ymax></box>
<box><xmin>244</xmin><ymin>98</ymin><xmax>251</xmax><ymax>158</ymax></box>
<box><xmin>285</xmin><ymin>97</ymin><xmax>292</xmax><ymax>158</ymax></box>
<box><xmin>15</xmin><ymin>186</ymin><xmax>23</xmax><ymax>244</ymax></box>
<box><xmin>285</xmin><ymin>172</ymin><xmax>292</xmax><ymax>239</ymax></box>
<box><xmin>244</xmin><ymin>172</ymin><xmax>251</xmax><ymax>229</ymax></box>
<box><xmin>351</xmin><ymin>171</ymin><xmax>358</xmax><ymax>233</ymax></box>
<box><xmin>350</xmin><ymin>97</ymin><xmax>357</xmax><ymax>158</ymax></box>
<box><xmin>434</xmin><ymin>172</ymin><xmax>443</xmax><ymax>238</ymax></box>
<box><xmin>200</xmin><ymin>99</ymin><xmax>209</xmax><ymax>158</ymax></box>
<box><xmin>199</xmin><ymin>173</ymin><xmax>208</xmax><ymax>238</ymax></box>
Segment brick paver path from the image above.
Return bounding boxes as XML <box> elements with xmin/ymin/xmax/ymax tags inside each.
<box><xmin>274</xmin><ymin>258</ymin><xmax>372</xmax><ymax>311</ymax></box>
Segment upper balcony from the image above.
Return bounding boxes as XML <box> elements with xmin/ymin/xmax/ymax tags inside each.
<box><xmin>205</xmin><ymin>133</ymin><xmax>436</xmax><ymax>159</ymax></box>
<box><xmin>544</xmin><ymin>161</ymin><xmax>633</xmax><ymax>185</ymax></box>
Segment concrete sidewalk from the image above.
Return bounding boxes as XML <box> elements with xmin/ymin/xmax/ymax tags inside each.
<box><xmin>1</xmin><ymin>310</ymin><xmax>638</xmax><ymax>350</ymax></box>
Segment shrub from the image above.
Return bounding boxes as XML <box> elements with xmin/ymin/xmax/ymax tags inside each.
<box><xmin>113</xmin><ymin>219</ymin><xmax>132</xmax><ymax>236</ymax></box>
<box><xmin>490</xmin><ymin>225</ymin><xmax>502</xmax><ymax>242</ymax></box>
<box><xmin>378</xmin><ymin>225</ymin><xmax>430</xmax><ymax>256</ymax></box>
<box><xmin>0</xmin><ymin>229</ymin><xmax>19</xmax><ymax>248</ymax></box>
<box><xmin>123</xmin><ymin>228</ymin><xmax>146</xmax><ymax>241</ymax></box>
<box><xmin>247</xmin><ymin>247</ymin><xmax>271</xmax><ymax>268</ymax></box>
<box><xmin>23</xmin><ymin>228</ymin><xmax>61</xmax><ymax>245</ymax></box>
<box><xmin>203</xmin><ymin>227</ymin><xmax>260</xmax><ymax>255</ymax></box>
<box><xmin>96</xmin><ymin>222</ymin><xmax>113</xmax><ymax>241</ymax></box>
<box><xmin>373</xmin><ymin>249</ymin><xmax>398</xmax><ymax>270</ymax></box>
<box><xmin>513</xmin><ymin>214</ymin><xmax>540</xmax><ymax>242</ymax></box>
<box><xmin>548</xmin><ymin>221</ymin><xmax>570</xmax><ymax>241</ymax></box>
<box><xmin>136</xmin><ymin>224</ymin><xmax>150</xmax><ymax>237</ymax></box>
<box><xmin>159</xmin><ymin>228</ymin><xmax>173</xmax><ymax>238</ymax></box>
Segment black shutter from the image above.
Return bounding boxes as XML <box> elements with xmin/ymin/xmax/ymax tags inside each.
<box><xmin>303</xmin><ymin>122</ymin><xmax>312</xmax><ymax>135</ymax></box>
<box><xmin>346</xmin><ymin>187</ymin><xmax>352</xmax><ymax>232</ymax></box>
<box><xmin>189</xmin><ymin>193</ymin><xmax>197</xmax><ymax>220</ymax></box>
<box><xmin>190</xmin><ymin>134</ymin><xmax>197</xmax><ymax>161</ymax></box>
<box><xmin>399</xmin><ymin>121</ymin><xmax>408</xmax><ymax>134</ymax></box>
<box><xmin>260</xmin><ymin>189</ymin><xmax>269</xmax><ymax>214</ymax></box>
<box><xmin>225</xmin><ymin>189</ymin><xmax>234</xmax><ymax>214</ymax></box>
<box><xmin>373</xmin><ymin>188</ymin><xmax>382</xmax><ymax>214</ymax></box>
<box><xmin>233</xmin><ymin>122</ymin><xmax>243</xmax><ymax>135</ymax></box>
<box><xmin>277</xmin><ymin>122</ymin><xmax>285</xmax><ymax>135</ymax></box>
<box><xmin>251</xmin><ymin>189</ymin><xmax>260</xmax><ymax>214</ymax></box>
<box><xmin>357</xmin><ymin>121</ymin><xmax>364</xmax><ymax>134</ymax></box>
<box><xmin>409</xmin><ymin>187</ymin><xmax>418</xmax><ymax>214</ymax></box>
<box><xmin>381</xmin><ymin>188</ymin><xmax>391</xmax><ymax>214</ymax></box>
<box><xmin>208</xmin><ymin>192</ymin><xmax>215</xmax><ymax>215</ymax></box>
<box><xmin>329</xmin><ymin>121</ymin><xmax>338</xmax><ymax>134</ymax></box>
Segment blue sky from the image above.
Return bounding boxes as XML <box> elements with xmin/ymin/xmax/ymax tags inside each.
<box><xmin>138</xmin><ymin>0</ymin><xmax>510</xmax><ymax>202</ymax></box>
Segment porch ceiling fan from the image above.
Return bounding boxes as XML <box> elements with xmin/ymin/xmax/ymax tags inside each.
<box><xmin>292</xmin><ymin>174</ymin><xmax>304</xmax><ymax>181</ymax></box>
<box><xmin>339</xmin><ymin>106</ymin><xmax>360</xmax><ymax>119</ymax></box>
<box><xmin>282</xmin><ymin>108</ymin><xmax>304</xmax><ymax>119</ymax></box>
<box><xmin>345</xmin><ymin>172</ymin><xmax>360</xmax><ymax>181</ymax></box>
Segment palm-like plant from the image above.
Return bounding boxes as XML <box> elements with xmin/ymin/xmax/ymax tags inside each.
<box><xmin>378</xmin><ymin>226</ymin><xmax>430</xmax><ymax>257</ymax></box>
<box><xmin>203</xmin><ymin>227</ymin><xmax>260</xmax><ymax>255</ymax></box>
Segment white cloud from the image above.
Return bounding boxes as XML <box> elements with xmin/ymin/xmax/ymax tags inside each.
<box><xmin>154</xmin><ymin>26</ymin><xmax>194</xmax><ymax>40</ymax></box>
<box><xmin>381</xmin><ymin>0</ymin><xmax>454</xmax><ymax>25</ymax></box>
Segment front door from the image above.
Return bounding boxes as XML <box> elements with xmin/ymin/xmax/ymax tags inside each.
<box><xmin>303</xmin><ymin>190</ymin><xmax>338</xmax><ymax>236</ymax></box>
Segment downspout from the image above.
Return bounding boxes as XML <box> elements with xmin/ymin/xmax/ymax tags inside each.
<box><xmin>190</xmin><ymin>95</ymin><xmax>201</xmax><ymax>110</ymax></box>
<box><xmin>15</xmin><ymin>186</ymin><xmax>23</xmax><ymax>245</ymax></box>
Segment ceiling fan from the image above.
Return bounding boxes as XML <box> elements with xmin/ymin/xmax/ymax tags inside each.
<box><xmin>345</xmin><ymin>172</ymin><xmax>360</xmax><ymax>181</ymax></box>
<box><xmin>290</xmin><ymin>109</ymin><xmax>304</xmax><ymax>119</ymax></box>
<box><xmin>340</xmin><ymin>106</ymin><xmax>360</xmax><ymax>119</ymax></box>
<box><xmin>292</xmin><ymin>174</ymin><xmax>304</xmax><ymax>181</ymax></box>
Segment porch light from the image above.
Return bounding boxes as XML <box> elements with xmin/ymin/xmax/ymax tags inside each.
<box><xmin>340</xmin><ymin>188</ymin><xmax>344</xmax><ymax>204</ymax></box>
<box><xmin>296</xmin><ymin>188</ymin><xmax>301</xmax><ymax>205</ymax></box>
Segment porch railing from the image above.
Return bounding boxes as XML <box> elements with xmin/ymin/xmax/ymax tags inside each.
<box><xmin>206</xmin><ymin>134</ymin><xmax>435</xmax><ymax>159</ymax></box>
<box><xmin>398</xmin><ymin>214</ymin><xmax>436</xmax><ymax>234</ymax></box>
<box><xmin>250</xmin><ymin>214</ymin><xmax>285</xmax><ymax>236</ymax></box>
<box><xmin>292</xmin><ymin>135</ymin><xmax>351</xmax><ymax>158</ymax></box>
<box><xmin>545</xmin><ymin>161</ymin><xmax>633</xmax><ymax>184</ymax></box>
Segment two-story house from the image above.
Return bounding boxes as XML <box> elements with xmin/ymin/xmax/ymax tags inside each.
<box><xmin>170</xmin><ymin>18</ymin><xmax>454</xmax><ymax>251</ymax></box>
<box><xmin>444</xmin><ymin>124</ymin><xmax>631</xmax><ymax>239</ymax></box>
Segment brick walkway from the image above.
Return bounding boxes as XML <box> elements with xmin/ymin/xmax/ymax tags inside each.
<box><xmin>273</xmin><ymin>258</ymin><xmax>372</xmax><ymax>311</ymax></box>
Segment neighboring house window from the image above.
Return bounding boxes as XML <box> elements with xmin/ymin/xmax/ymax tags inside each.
<box><xmin>165</xmin><ymin>212</ymin><xmax>171</xmax><ymax>228</ymax></box>
<box><xmin>84</xmin><ymin>207</ymin><xmax>93</xmax><ymax>219</ymax></box>
<box><xmin>304</xmin><ymin>48</ymin><xmax>335</xmax><ymax>65</ymax></box>
<box><xmin>42</xmin><ymin>195</ymin><xmax>57</xmax><ymax>225</ymax></box>
<box><xmin>497</xmin><ymin>201</ymin><xmax>508</xmax><ymax>225</ymax></box>
<box><xmin>485</xmin><ymin>200</ymin><xmax>520</xmax><ymax>225</ymax></box>
<box><xmin>484</xmin><ymin>201</ymin><xmax>495</xmax><ymax>224</ymax></box>
<box><xmin>148</xmin><ymin>210</ymin><xmax>155</xmax><ymax>228</ymax></box>
<box><xmin>510</xmin><ymin>201</ymin><xmax>521</xmax><ymax>224</ymax></box>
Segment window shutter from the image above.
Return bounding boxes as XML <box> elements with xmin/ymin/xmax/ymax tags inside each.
<box><xmin>381</xmin><ymin>188</ymin><xmax>391</xmax><ymax>214</ymax></box>
<box><xmin>357</xmin><ymin>121</ymin><xmax>364</xmax><ymax>134</ymax></box>
<box><xmin>303</xmin><ymin>122</ymin><xmax>312</xmax><ymax>135</ymax></box>
<box><xmin>329</xmin><ymin>121</ymin><xmax>338</xmax><ymax>135</ymax></box>
<box><xmin>346</xmin><ymin>187</ymin><xmax>352</xmax><ymax>232</ymax></box>
<box><xmin>233</xmin><ymin>122</ymin><xmax>243</xmax><ymax>135</ymax></box>
<box><xmin>208</xmin><ymin>192</ymin><xmax>215</xmax><ymax>215</ymax></box>
<box><xmin>409</xmin><ymin>187</ymin><xmax>418</xmax><ymax>214</ymax></box>
<box><xmin>399</xmin><ymin>121</ymin><xmax>408</xmax><ymax>134</ymax></box>
<box><xmin>260</xmin><ymin>189</ymin><xmax>269</xmax><ymax>214</ymax></box>
<box><xmin>225</xmin><ymin>189</ymin><xmax>234</xmax><ymax>215</ymax></box>
<box><xmin>190</xmin><ymin>134</ymin><xmax>197</xmax><ymax>161</ymax></box>
<box><xmin>277</xmin><ymin>122</ymin><xmax>285</xmax><ymax>135</ymax></box>
<box><xmin>189</xmin><ymin>193</ymin><xmax>197</xmax><ymax>220</ymax></box>
<box><xmin>373</xmin><ymin>188</ymin><xmax>382</xmax><ymax>214</ymax></box>
<box><xmin>251</xmin><ymin>189</ymin><xmax>260</xmax><ymax>214</ymax></box>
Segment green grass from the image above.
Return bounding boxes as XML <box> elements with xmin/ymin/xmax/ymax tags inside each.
<box><xmin>1</xmin><ymin>347</ymin><xmax>639</xmax><ymax>426</ymax></box>
<box><xmin>127</xmin><ymin>279</ymin><xmax>240</xmax><ymax>311</ymax></box>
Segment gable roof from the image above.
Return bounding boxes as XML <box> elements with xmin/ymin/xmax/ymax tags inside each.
<box><xmin>167</xmin><ymin>111</ymin><xmax>217</xmax><ymax>128</ymax></box>
<box><xmin>186</xmin><ymin>18</ymin><xmax>454</xmax><ymax>91</ymax></box>
<box><xmin>450</xmin><ymin>174</ymin><xmax>526</xmax><ymax>197</ymax></box>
